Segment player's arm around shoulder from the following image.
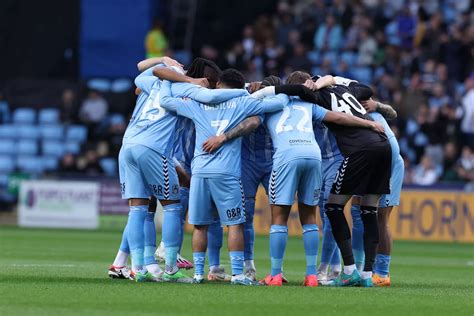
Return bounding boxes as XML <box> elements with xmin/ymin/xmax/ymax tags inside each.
<box><xmin>253</xmin><ymin>93</ymin><xmax>289</xmax><ymax>113</ymax></box>
<box><xmin>159</xmin><ymin>80</ymin><xmax>187</xmax><ymax>112</ymax></box>
<box><xmin>322</xmin><ymin>109</ymin><xmax>385</xmax><ymax>133</ymax></box>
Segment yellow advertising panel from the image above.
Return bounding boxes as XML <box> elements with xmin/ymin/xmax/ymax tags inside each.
<box><xmin>185</xmin><ymin>188</ymin><xmax>474</xmax><ymax>243</ymax></box>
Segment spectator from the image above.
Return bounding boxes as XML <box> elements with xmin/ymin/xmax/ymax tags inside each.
<box><xmin>357</xmin><ymin>29</ymin><xmax>377</xmax><ymax>66</ymax></box>
<box><xmin>397</xmin><ymin>8</ymin><xmax>416</xmax><ymax>50</ymax></box>
<box><xmin>412</xmin><ymin>155</ymin><xmax>439</xmax><ymax>185</ymax></box>
<box><xmin>456</xmin><ymin>146</ymin><xmax>474</xmax><ymax>181</ymax></box>
<box><xmin>59</xmin><ymin>89</ymin><xmax>78</xmax><ymax>124</ymax></box>
<box><xmin>77</xmin><ymin>150</ymin><xmax>104</xmax><ymax>176</ymax></box>
<box><xmin>314</xmin><ymin>14</ymin><xmax>343</xmax><ymax>52</ymax></box>
<box><xmin>145</xmin><ymin>19</ymin><xmax>168</xmax><ymax>58</ymax></box>
<box><xmin>287</xmin><ymin>42</ymin><xmax>312</xmax><ymax>73</ymax></box>
<box><xmin>441</xmin><ymin>142</ymin><xmax>460</xmax><ymax>181</ymax></box>
<box><xmin>58</xmin><ymin>153</ymin><xmax>79</xmax><ymax>174</ymax></box>
<box><xmin>460</xmin><ymin>76</ymin><xmax>474</xmax><ymax>148</ymax></box>
<box><xmin>428</xmin><ymin>83</ymin><xmax>450</xmax><ymax>110</ymax></box>
<box><xmin>79</xmin><ymin>90</ymin><xmax>109</xmax><ymax>125</ymax></box>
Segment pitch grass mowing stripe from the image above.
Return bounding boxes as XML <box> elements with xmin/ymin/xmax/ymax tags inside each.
<box><xmin>0</xmin><ymin>227</ymin><xmax>473</xmax><ymax>316</ymax></box>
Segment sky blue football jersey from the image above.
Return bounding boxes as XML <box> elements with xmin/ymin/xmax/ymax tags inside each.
<box><xmin>313</xmin><ymin>121</ymin><xmax>341</xmax><ymax>160</ymax></box>
<box><xmin>265</xmin><ymin>97</ymin><xmax>328</xmax><ymax>168</ymax></box>
<box><xmin>159</xmin><ymin>80</ymin><xmax>288</xmax><ymax>178</ymax></box>
<box><xmin>241</xmin><ymin>124</ymin><xmax>274</xmax><ymax>162</ymax></box>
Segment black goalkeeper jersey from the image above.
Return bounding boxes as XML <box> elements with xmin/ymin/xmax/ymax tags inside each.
<box><xmin>275</xmin><ymin>83</ymin><xmax>388</xmax><ymax>156</ymax></box>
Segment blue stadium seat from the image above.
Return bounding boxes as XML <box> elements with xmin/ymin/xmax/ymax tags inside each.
<box><xmin>66</xmin><ymin>125</ymin><xmax>88</xmax><ymax>143</ymax></box>
<box><xmin>13</xmin><ymin>108</ymin><xmax>36</xmax><ymax>124</ymax></box>
<box><xmin>0</xmin><ymin>174</ymin><xmax>9</xmax><ymax>187</ymax></box>
<box><xmin>100</xmin><ymin>158</ymin><xmax>117</xmax><ymax>176</ymax></box>
<box><xmin>0</xmin><ymin>125</ymin><xmax>15</xmax><ymax>138</ymax></box>
<box><xmin>17</xmin><ymin>125</ymin><xmax>40</xmax><ymax>139</ymax></box>
<box><xmin>16</xmin><ymin>155</ymin><xmax>44</xmax><ymax>174</ymax></box>
<box><xmin>340</xmin><ymin>52</ymin><xmax>358</xmax><ymax>66</ymax></box>
<box><xmin>87</xmin><ymin>78</ymin><xmax>111</xmax><ymax>92</ymax></box>
<box><xmin>0</xmin><ymin>155</ymin><xmax>15</xmax><ymax>173</ymax></box>
<box><xmin>0</xmin><ymin>139</ymin><xmax>16</xmax><ymax>155</ymax></box>
<box><xmin>111</xmin><ymin>79</ymin><xmax>132</xmax><ymax>93</ymax></box>
<box><xmin>64</xmin><ymin>141</ymin><xmax>81</xmax><ymax>154</ymax></box>
<box><xmin>42</xmin><ymin>141</ymin><xmax>65</xmax><ymax>158</ymax></box>
<box><xmin>17</xmin><ymin>139</ymin><xmax>38</xmax><ymax>155</ymax></box>
<box><xmin>352</xmin><ymin>67</ymin><xmax>373</xmax><ymax>84</ymax></box>
<box><xmin>38</xmin><ymin>108</ymin><xmax>60</xmax><ymax>124</ymax></box>
<box><xmin>42</xmin><ymin>156</ymin><xmax>59</xmax><ymax>171</ymax></box>
<box><xmin>40</xmin><ymin>124</ymin><xmax>64</xmax><ymax>140</ymax></box>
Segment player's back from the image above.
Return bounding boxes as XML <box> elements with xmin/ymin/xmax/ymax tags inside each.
<box><xmin>313</xmin><ymin>121</ymin><xmax>341</xmax><ymax>161</ymax></box>
<box><xmin>265</xmin><ymin>97</ymin><xmax>323</xmax><ymax>168</ymax></box>
<box><xmin>123</xmin><ymin>78</ymin><xmax>178</xmax><ymax>158</ymax></box>
<box><xmin>173</xmin><ymin>117</ymin><xmax>196</xmax><ymax>174</ymax></box>
<box><xmin>242</xmin><ymin>125</ymin><xmax>273</xmax><ymax>163</ymax></box>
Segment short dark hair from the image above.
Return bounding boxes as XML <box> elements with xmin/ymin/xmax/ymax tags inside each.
<box><xmin>219</xmin><ymin>69</ymin><xmax>246</xmax><ymax>89</ymax></box>
<box><xmin>286</xmin><ymin>71</ymin><xmax>311</xmax><ymax>85</ymax></box>
<box><xmin>261</xmin><ymin>75</ymin><xmax>282</xmax><ymax>87</ymax></box>
<box><xmin>187</xmin><ymin>57</ymin><xmax>222</xmax><ymax>88</ymax></box>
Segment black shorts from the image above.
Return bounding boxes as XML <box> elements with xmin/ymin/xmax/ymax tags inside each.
<box><xmin>331</xmin><ymin>143</ymin><xmax>392</xmax><ymax>195</ymax></box>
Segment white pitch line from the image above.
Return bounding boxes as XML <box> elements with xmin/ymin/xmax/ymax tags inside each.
<box><xmin>10</xmin><ymin>264</ymin><xmax>77</xmax><ymax>268</ymax></box>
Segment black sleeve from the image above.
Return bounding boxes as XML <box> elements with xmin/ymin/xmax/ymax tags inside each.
<box><xmin>348</xmin><ymin>82</ymin><xmax>373</xmax><ymax>101</ymax></box>
<box><xmin>274</xmin><ymin>84</ymin><xmax>321</xmax><ymax>104</ymax></box>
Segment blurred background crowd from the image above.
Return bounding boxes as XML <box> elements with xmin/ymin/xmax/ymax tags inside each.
<box><xmin>0</xmin><ymin>0</ymin><xmax>473</xmax><ymax>205</ymax></box>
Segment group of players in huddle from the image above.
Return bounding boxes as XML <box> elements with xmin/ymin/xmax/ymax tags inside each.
<box><xmin>107</xmin><ymin>55</ymin><xmax>403</xmax><ymax>287</ymax></box>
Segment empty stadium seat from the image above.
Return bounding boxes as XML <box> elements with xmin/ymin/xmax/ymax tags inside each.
<box><xmin>0</xmin><ymin>139</ymin><xmax>16</xmax><ymax>155</ymax></box>
<box><xmin>100</xmin><ymin>157</ymin><xmax>117</xmax><ymax>176</ymax></box>
<box><xmin>0</xmin><ymin>125</ymin><xmax>15</xmax><ymax>138</ymax></box>
<box><xmin>111</xmin><ymin>79</ymin><xmax>132</xmax><ymax>93</ymax></box>
<box><xmin>66</xmin><ymin>125</ymin><xmax>88</xmax><ymax>143</ymax></box>
<box><xmin>16</xmin><ymin>155</ymin><xmax>44</xmax><ymax>174</ymax></box>
<box><xmin>40</xmin><ymin>124</ymin><xmax>64</xmax><ymax>140</ymax></box>
<box><xmin>64</xmin><ymin>141</ymin><xmax>81</xmax><ymax>154</ymax></box>
<box><xmin>13</xmin><ymin>108</ymin><xmax>36</xmax><ymax>124</ymax></box>
<box><xmin>42</xmin><ymin>141</ymin><xmax>65</xmax><ymax>158</ymax></box>
<box><xmin>17</xmin><ymin>139</ymin><xmax>38</xmax><ymax>155</ymax></box>
<box><xmin>340</xmin><ymin>52</ymin><xmax>358</xmax><ymax>66</ymax></box>
<box><xmin>87</xmin><ymin>78</ymin><xmax>111</xmax><ymax>92</ymax></box>
<box><xmin>0</xmin><ymin>155</ymin><xmax>15</xmax><ymax>173</ymax></box>
<box><xmin>0</xmin><ymin>174</ymin><xmax>8</xmax><ymax>187</ymax></box>
<box><xmin>17</xmin><ymin>125</ymin><xmax>40</xmax><ymax>139</ymax></box>
<box><xmin>38</xmin><ymin>108</ymin><xmax>60</xmax><ymax>124</ymax></box>
<box><xmin>352</xmin><ymin>67</ymin><xmax>373</xmax><ymax>84</ymax></box>
<box><xmin>42</xmin><ymin>156</ymin><xmax>59</xmax><ymax>171</ymax></box>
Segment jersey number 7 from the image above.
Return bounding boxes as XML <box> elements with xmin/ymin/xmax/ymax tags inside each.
<box><xmin>211</xmin><ymin>119</ymin><xmax>230</xmax><ymax>136</ymax></box>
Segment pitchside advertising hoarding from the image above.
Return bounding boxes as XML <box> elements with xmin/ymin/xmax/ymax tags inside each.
<box><xmin>18</xmin><ymin>180</ymin><xmax>100</xmax><ymax>229</ymax></box>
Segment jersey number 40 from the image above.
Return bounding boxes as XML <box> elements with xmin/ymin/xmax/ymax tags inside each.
<box><xmin>330</xmin><ymin>92</ymin><xmax>366</xmax><ymax>115</ymax></box>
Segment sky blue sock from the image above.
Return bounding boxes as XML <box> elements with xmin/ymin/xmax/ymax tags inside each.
<box><xmin>128</xmin><ymin>205</ymin><xmax>148</xmax><ymax>271</ymax></box>
<box><xmin>163</xmin><ymin>203</ymin><xmax>182</xmax><ymax>272</ymax></box>
<box><xmin>193</xmin><ymin>252</ymin><xmax>206</xmax><ymax>276</ymax></box>
<box><xmin>119</xmin><ymin>224</ymin><xmax>130</xmax><ymax>254</ymax></box>
<box><xmin>351</xmin><ymin>204</ymin><xmax>365</xmax><ymax>270</ymax></box>
<box><xmin>374</xmin><ymin>254</ymin><xmax>391</xmax><ymax>277</ymax></box>
<box><xmin>229</xmin><ymin>251</ymin><xmax>244</xmax><ymax>276</ymax></box>
<box><xmin>178</xmin><ymin>187</ymin><xmax>189</xmax><ymax>252</ymax></box>
<box><xmin>144</xmin><ymin>212</ymin><xmax>157</xmax><ymax>266</ymax></box>
<box><xmin>270</xmin><ymin>225</ymin><xmax>288</xmax><ymax>276</ymax></box>
<box><xmin>207</xmin><ymin>221</ymin><xmax>223</xmax><ymax>268</ymax></box>
<box><xmin>321</xmin><ymin>212</ymin><xmax>339</xmax><ymax>266</ymax></box>
<box><xmin>244</xmin><ymin>198</ymin><xmax>255</xmax><ymax>261</ymax></box>
<box><xmin>302</xmin><ymin>224</ymin><xmax>319</xmax><ymax>276</ymax></box>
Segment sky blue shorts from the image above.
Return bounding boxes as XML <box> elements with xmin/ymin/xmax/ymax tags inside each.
<box><xmin>188</xmin><ymin>175</ymin><xmax>246</xmax><ymax>226</ymax></box>
<box><xmin>269</xmin><ymin>158</ymin><xmax>322</xmax><ymax>206</ymax></box>
<box><xmin>118</xmin><ymin>144</ymin><xmax>180</xmax><ymax>201</ymax></box>
<box><xmin>241</xmin><ymin>159</ymin><xmax>272</xmax><ymax>198</ymax></box>
<box><xmin>379</xmin><ymin>154</ymin><xmax>404</xmax><ymax>207</ymax></box>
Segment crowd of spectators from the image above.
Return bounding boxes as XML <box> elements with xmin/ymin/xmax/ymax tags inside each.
<box><xmin>196</xmin><ymin>0</ymin><xmax>474</xmax><ymax>185</ymax></box>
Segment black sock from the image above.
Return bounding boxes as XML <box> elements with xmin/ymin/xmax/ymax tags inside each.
<box><xmin>360</xmin><ymin>205</ymin><xmax>379</xmax><ymax>272</ymax></box>
<box><xmin>325</xmin><ymin>203</ymin><xmax>354</xmax><ymax>266</ymax></box>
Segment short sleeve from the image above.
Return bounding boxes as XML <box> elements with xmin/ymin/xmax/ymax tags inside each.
<box><xmin>312</xmin><ymin>104</ymin><xmax>328</xmax><ymax>123</ymax></box>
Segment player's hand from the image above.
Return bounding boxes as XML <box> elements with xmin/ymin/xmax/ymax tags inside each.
<box><xmin>189</xmin><ymin>77</ymin><xmax>210</xmax><ymax>88</ymax></box>
<box><xmin>202</xmin><ymin>134</ymin><xmax>227</xmax><ymax>153</ymax></box>
<box><xmin>161</xmin><ymin>56</ymin><xmax>184</xmax><ymax>69</ymax></box>
<box><xmin>370</xmin><ymin>122</ymin><xmax>385</xmax><ymax>134</ymax></box>
<box><xmin>135</xmin><ymin>87</ymin><xmax>142</xmax><ymax>96</ymax></box>
<box><xmin>248</xmin><ymin>82</ymin><xmax>262</xmax><ymax>93</ymax></box>
<box><xmin>303</xmin><ymin>79</ymin><xmax>318</xmax><ymax>91</ymax></box>
<box><xmin>361</xmin><ymin>98</ymin><xmax>378</xmax><ymax>113</ymax></box>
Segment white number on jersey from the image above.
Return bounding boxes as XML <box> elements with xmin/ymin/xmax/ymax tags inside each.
<box><xmin>276</xmin><ymin>106</ymin><xmax>312</xmax><ymax>134</ymax></box>
<box><xmin>211</xmin><ymin>119</ymin><xmax>229</xmax><ymax>136</ymax></box>
<box><xmin>330</xmin><ymin>92</ymin><xmax>366</xmax><ymax>115</ymax></box>
<box><xmin>140</xmin><ymin>90</ymin><xmax>167</xmax><ymax>121</ymax></box>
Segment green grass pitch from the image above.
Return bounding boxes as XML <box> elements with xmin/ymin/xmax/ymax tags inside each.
<box><xmin>1</xmin><ymin>226</ymin><xmax>473</xmax><ymax>316</ymax></box>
